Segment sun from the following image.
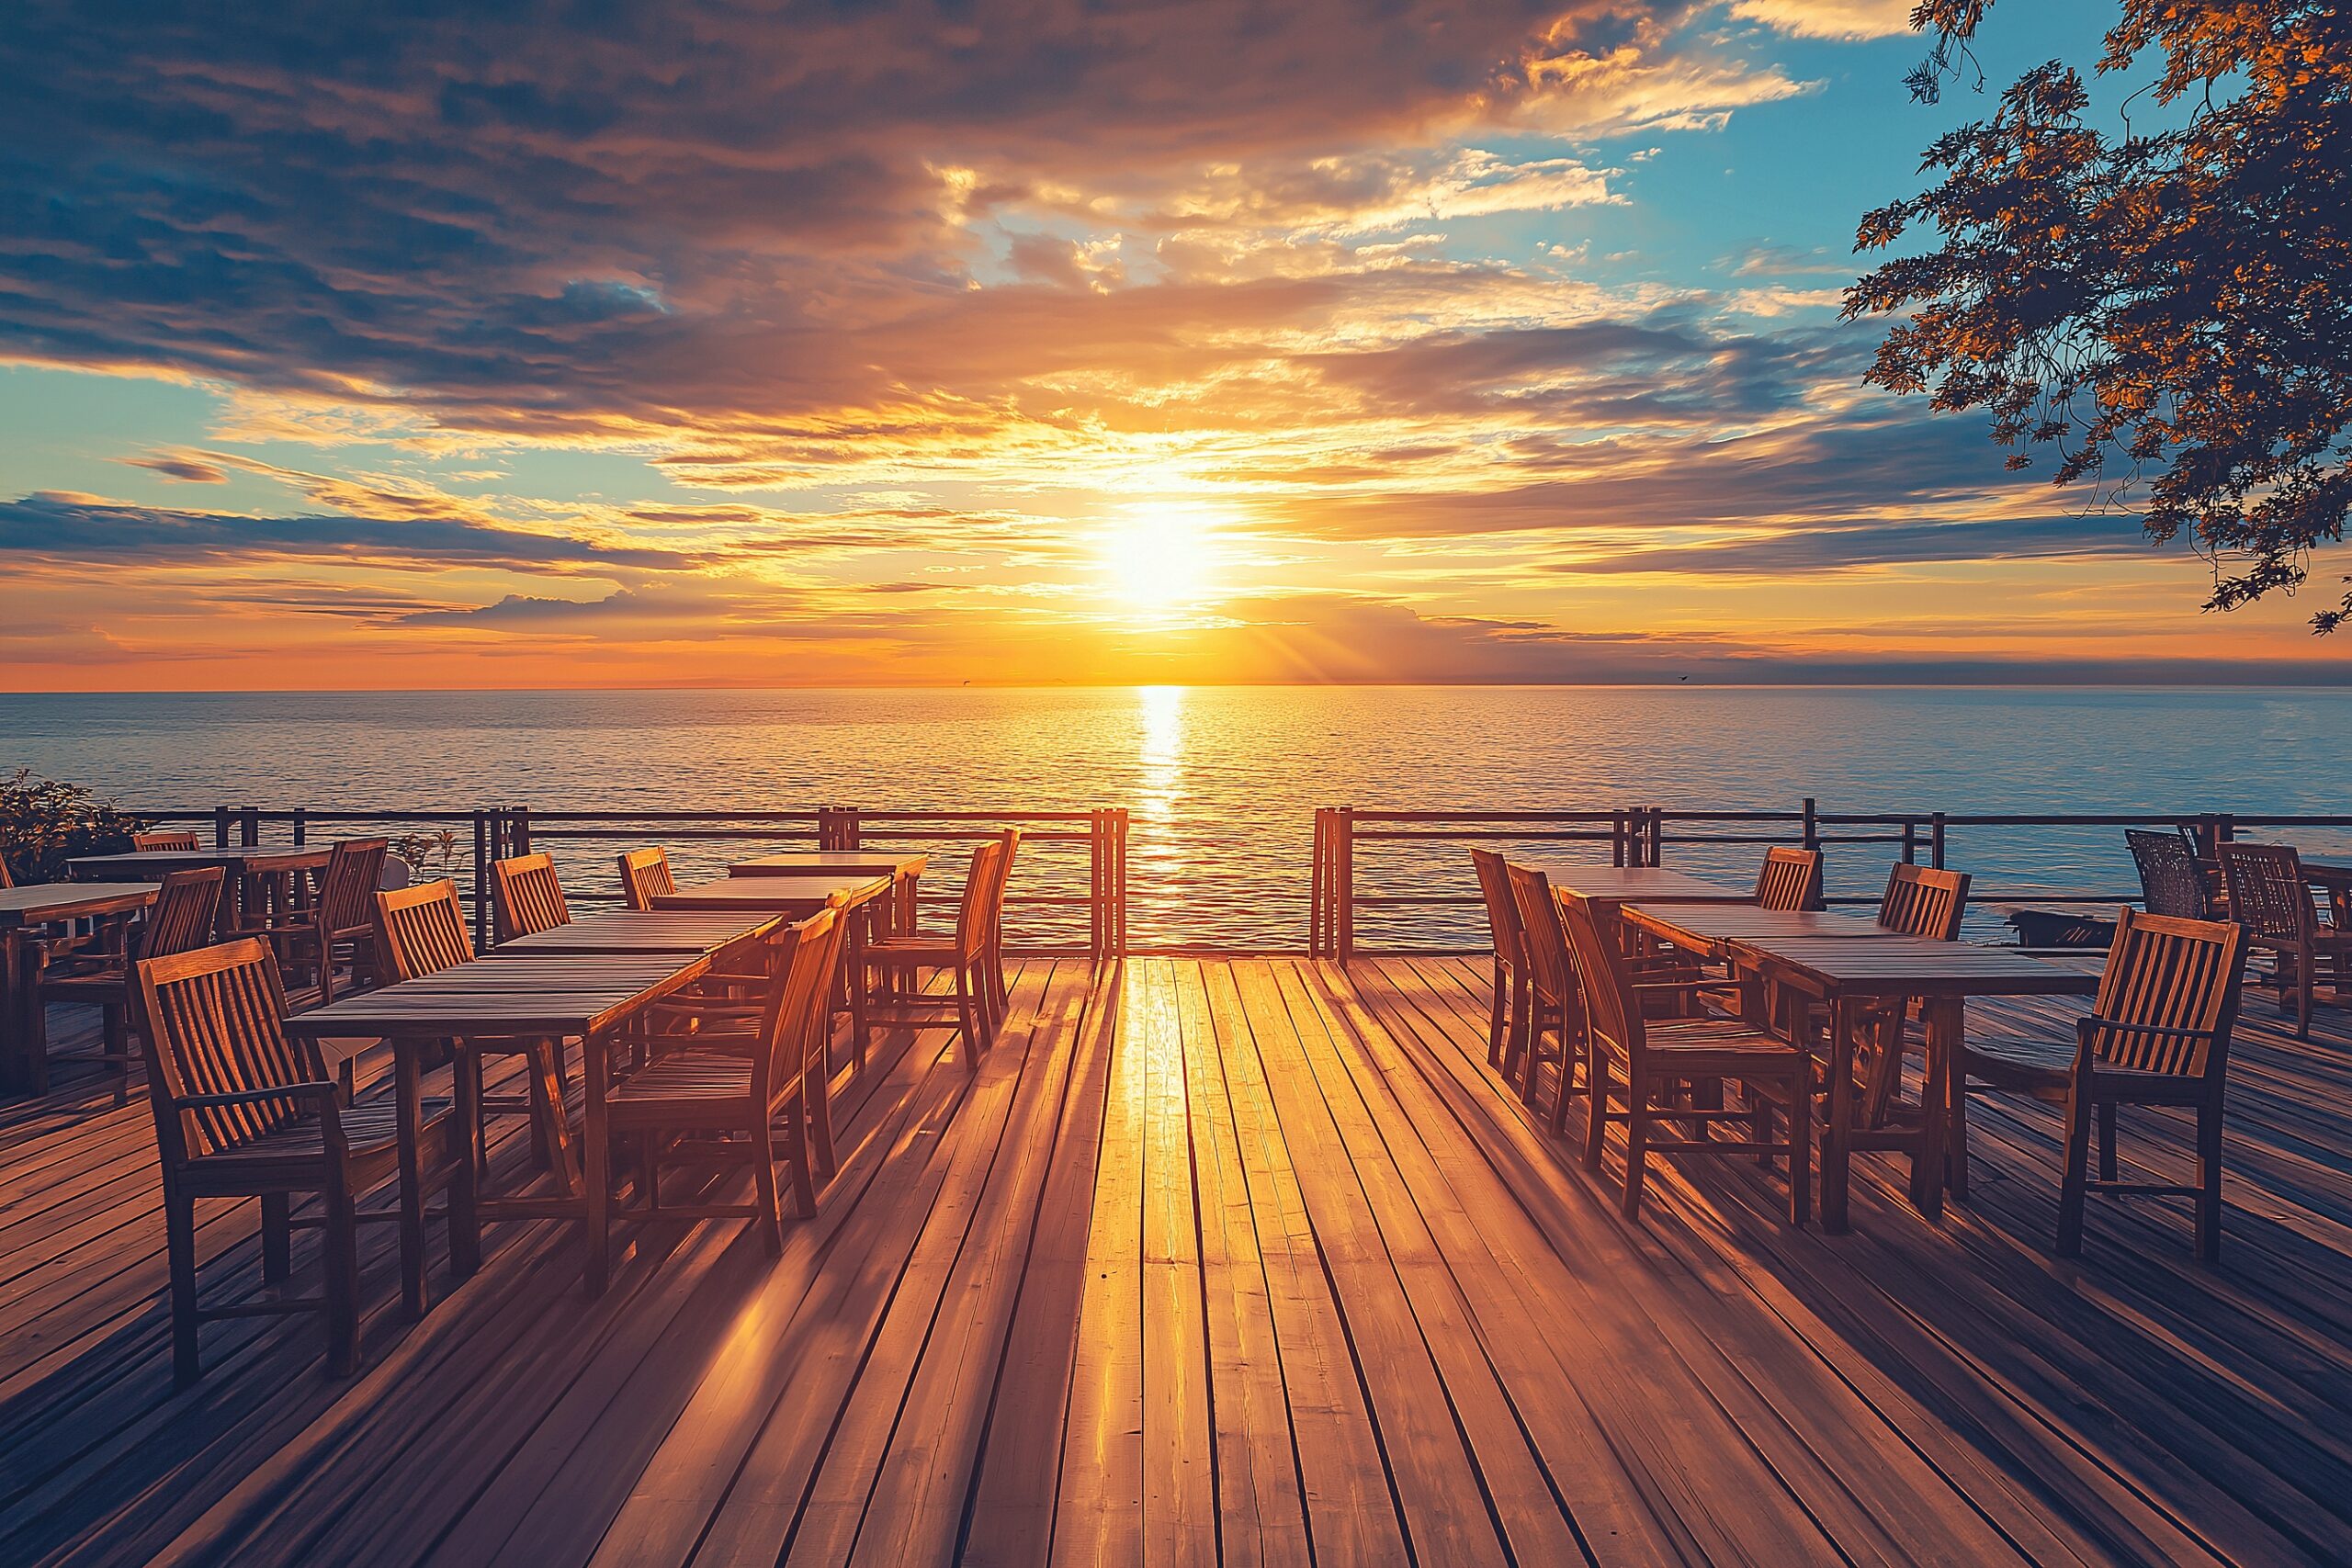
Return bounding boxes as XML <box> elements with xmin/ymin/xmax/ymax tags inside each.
<box><xmin>1100</xmin><ymin>504</ymin><xmax>1225</xmax><ymax>619</ymax></box>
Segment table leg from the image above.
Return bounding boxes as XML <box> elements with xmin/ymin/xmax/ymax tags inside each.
<box><xmin>582</xmin><ymin>1030</ymin><xmax>610</xmax><ymax>1297</ymax></box>
<box><xmin>1915</xmin><ymin>996</ymin><xmax>1962</xmax><ymax>1220</ymax></box>
<box><xmin>0</xmin><ymin>931</ymin><xmax>23</xmax><ymax>1098</ymax></box>
<box><xmin>450</xmin><ymin>1047</ymin><xmax>483</xmax><ymax>1277</ymax></box>
<box><xmin>395</xmin><ymin>1044</ymin><xmax>430</xmax><ymax>1318</ymax></box>
<box><xmin>1823</xmin><ymin>995</ymin><xmax>1854</xmax><ymax>1234</ymax></box>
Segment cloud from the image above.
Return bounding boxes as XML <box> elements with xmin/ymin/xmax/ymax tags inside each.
<box><xmin>0</xmin><ymin>493</ymin><xmax>693</xmax><ymax>571</ymax></box>
<box><xmin>117</xmin><ymin>453</ymin><xmax>230</xmax><ymax>484</ymax></box>
<box><xmin>1727</xmin><ymin>0</ymin><xmax>1917</xmax><ymax>42</ymax></box>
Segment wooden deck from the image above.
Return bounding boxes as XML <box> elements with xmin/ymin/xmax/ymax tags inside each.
<box><xmin>5</xmin><ymin>956</ymin><xmax>2350</xmax><ymax>1566</ymax></box>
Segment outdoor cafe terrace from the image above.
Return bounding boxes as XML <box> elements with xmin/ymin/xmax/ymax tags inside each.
<box><xmin>1</xmin><ymin>803</ymin><xmax>2348</xmax><ymax>1567</ymax></box>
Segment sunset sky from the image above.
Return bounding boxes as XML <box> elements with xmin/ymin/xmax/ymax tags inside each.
<box><xmin>3</xmin><ymin>0</ymin><xmax>2345</xmax><ymax>690</ymax></box>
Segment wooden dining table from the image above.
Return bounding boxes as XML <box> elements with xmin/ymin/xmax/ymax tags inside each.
<box><xmin>488</xmin><ymin>908</ymin><xmax>786</xmax><ymax>957</ymax></box>
<box><xmin>67</xmin><ymin>846</ymin><xmax>331</xmax><ymax>938</ymax></box>
<box><xmin>1535</xmin><ymin>864</ymin><xmax>1752</xmax><ymax>910</ymax></box>
<box><xmin>1730</xmin><ymin>936</ymin><xmax>2098</xmax><ymax>1232</ymax></box>
<box><xmin>650</xmin><ymin>872</ymin><xmax>890</xmax><ymax>916</ymax></box>
<box><xmin>0</xmin><ymin>883</ymin><xmax>160</xmax><ymax>1095</ymax></box>
<box><xmin>284</xmin><ymin>951</ymin><xmax>718</xmax><ymax>1296</ymax></box>
<box><xmin>726</xmin><ymin>851</ymin><xmax>930</xmax><ymax>939</ymax></box>
<box><xmin>1619</xmin><ymin>903</ymin><xmax>1898</xmax><ymax>957</ymax></box>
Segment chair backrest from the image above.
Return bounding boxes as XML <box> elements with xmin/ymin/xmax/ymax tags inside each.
<box><xmin>983</xmin><ymin>829</ymin><xmax>1022</xmax><ymax>949</ymax></box>
<box><xmin>953</xmin><ymin>840</ymin><xmax>1007</xmax><ymax>960</ymax></box>
<box><xmin>2127</xmin><ymin>828</ymin><xmax>2211</xmax><ymax>919</ymax></box>
<box><xmin>136</xmin><ymin>938</ymin><xmax>322</xmax><ymax>1161</ymax></box>
<box><xmin>2087</xmin><ymin>907</ymin><xmax>2248</xmax><ymax>1079</ymax></box>
<box><xmin>492</xmin><ymin>852</ymin><xmax>570</xmax><ymax>940</ymax></box>
<box><xmin>1470</xmin><ymin>850</ymin><xmax>1527</xmax><ymax>972</ymax></box>
<box><xmin>1504</xmin><ymin>863</ymin><xmax>1575</xmax><ymax>1008</ymax></box>
<box><xmin>139</xmin><ymin>867</ymin><xmax>226</xmax><ymax>960</ymax></box>
<box><xmin>1754</xmin><ymin>847</ymin><xmax>1824</xmax><ymax>911</ymax></box>
<box><xmin>133</xmin><ymin>830</ymin><xmax>202</xmax><ymax>852</ymax></box>
<box><xmin>318</xmin><ymin>839</ymin><xmax>390</xmax><ymax>932</ymax></box>
<box><xmin>616</xmin><ymin>847</ymin><xmax>677</xmax><ymax>911</ymax></box>
<box><xmin>375</xmin><ymin>880</ymin><xmax>474</xmax><ymax>980</ymax></box>
<box><xmin>1555</xmin><ymin>890</ymin><xmax>1643</xmax><ymax>1069</ymax></box>
<box><xmin>754</xmin><ymin>905</ymin><xmax>844</xmax><ymax>1110</ymax></box>
<box><xmin>1877</xmin><ymin>863</ymin><xmax>1970</xmax><ymax>940</ymax></box>
<box><xmin>2218</xmin><ymin>843</ymin><xmax>2316</xmax><ymax>942</ymax></box>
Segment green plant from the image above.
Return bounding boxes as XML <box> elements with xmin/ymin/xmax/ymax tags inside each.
<box><xmin>389</xmin><ymin>829</ymin><xmax>461</xmax><ymax>875</ymax></box>
<box><xmin>0</xmin><ymin>770</ymin><xmax>149</xmax><ymax>883</ymax></box>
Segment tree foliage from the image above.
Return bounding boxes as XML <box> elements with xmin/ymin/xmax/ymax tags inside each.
<box><xmin>0</xmin><ymin>770</ymin><xmax>148</xmax><ymax>884</ymax></box>
<box><xmin>1846</xmin><ymin>1</ymin><xmax>2352</xmax><ymax>631</ymax></box>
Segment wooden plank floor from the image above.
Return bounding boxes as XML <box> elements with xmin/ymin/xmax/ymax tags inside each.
<box><xmin>5</xmin><ymin>956</ymin><xmax>2351</xmax><ymax>1566</ymax></box>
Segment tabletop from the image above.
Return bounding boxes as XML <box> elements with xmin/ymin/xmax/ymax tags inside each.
<box><xmin>727</xmin><ymin>850</ymin><xmax>932</xmax><ymax>879</ymax></box>
<box><xmin>1532</xmin><ymin>865</ymin><xmax>1751</xmax><ymax>904</ymax></box>
<box><xmin>1732</xmin><ymin>935</ymin><xmax>2098</xmax><ymax>998</ymax></box>
<box><xmin>487</xmin><ymin>909</ymin><xmax>786</xmax><ymax>955</ymax></box>
<box><xmin>1621</xmin><ymin>904</ymin><xmax>1899</xmax><ymax>950</ymax></box>
<box><xmin>650</xmin><ymin>873</ymin><xmax>890</xmax><ymax>913</ymax></box>
<box><xmin>0</xmin><ymin>882</ymin><xmax>161</xmax><ymax>930</ymax></box>
<box><xmin>284</xmin><ymin>953</ymin><xmax>707</xmax><ymax>1037</ymax></box>
<box><xmin>69</xmin><ymin>846</ymin><xmax>331</xmax><ymax>878</ymax></box>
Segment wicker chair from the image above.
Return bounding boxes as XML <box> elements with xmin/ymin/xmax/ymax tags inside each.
<box><xmin>2127</xmin><ymin>828</ymin><xmax>2213</xmax><ymax>919</ymax></box>
<box><xmin>2219</xmin><ymin>843</ymin><xmax>2349</xmax><ymax>1039</ymax></box>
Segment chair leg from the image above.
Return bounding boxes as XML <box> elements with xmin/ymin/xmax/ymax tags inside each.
<box><xmin>2096</xmin><ymin>1100</ymin><xmax>2118</xmax><ymax>1184</ymax></box>
<box><xmin>752</xmin><ymin>1119</ymin><xmax>785</xmax><ymax>1255</ymax></box>
<box><xmin>261</xmin><ymin>1192</ymin><xmax>292</xmax><ymax>1283</ymax></box>
<box><xmin>322</xmin><ymin>1187</ymin><xmax>361</xmax><ymax>1377</ymax></box>
<box><xmin>2296</xmin><ymin>951</ymin><xmax>2314</xmax><ymax>1040</ymax></box>
<box><xmin>1621</xmin><ymin>1086</ymin><xmax>1650</xmax><ymax>1221</ymax></box>
<box><xmin>1546</xmin><ymin>1028</ymin><xmax>1577</xmax><ymax>1137</ymax></box>
<box><xmin>1584</xmin><ymin>1055</ymin><xmax>1610</xmax><ymax>1173</ymax></box>
<box><xmin>2195</xmin><ymin>1101</ymin><xmax>2224</xmax><ymax>1265</ymax></box>
<box><xmin>956</xmin><ymin>976</ymin><xmax>980</xmax><ymax>1071</ymax></box>
<box><xmin>2056</xmin><ymin>1091</ymin><xmax>2092</xmax><ymax>1258</ymax></box>
<box><xmin>1786</xmin><ymin>1070</ymin><xmax>1811</xmax><ymax>1227</ymax></box>
<box><xmin>166</xmin><ymin>1188</ymin><xmax>202</xmax><ymax>1387</ymax></box>
<box><xmin>1487</xmin><ymin>959</ymin><xmax>1509</xmax><ymax>1067</ymax></box>
<box><xmin>783</xmin><ymin>1107</ymin><xmax>816</xmax><ymax>1220</ymax></box>
<box><xmin>104</xmin><ymin>1003</ymin><xmax>130</xmax><ymax>1107</ymax></box>
<box><xmin>808</xmin><ymin>1064</ymin><xmax>837</xmax><ymax>1180</ymax></box>
<box><xmin>1948</xmin><ymin>1073</ymin><xmax>1972</xmax><ymax>1201</ymax></box>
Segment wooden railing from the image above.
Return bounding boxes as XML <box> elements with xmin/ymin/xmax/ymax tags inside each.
<box><xmin>1308</xmin><ymin>804</ymin><xmax>2352</xmax><ymax>960</ymax></box>
<box><xmin>132</xmin><ymin>805</ymin><xmax>1130</xmax><ymax>960</ymax></box>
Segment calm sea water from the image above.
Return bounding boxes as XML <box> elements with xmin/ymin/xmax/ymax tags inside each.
<box><xmin>5</xmin><ymin>687</ymin><xmax>2348</xmax><ymax>948</ymax></box>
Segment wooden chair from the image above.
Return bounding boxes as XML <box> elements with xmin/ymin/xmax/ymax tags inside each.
<box><xmin>1956</xmin><ymin>908</ymin><xmax>2247</xmax><ymax>1260</ymax></box>
<box><xmin>1501</xmin><ymin>863</ymin><xmax>1589</xmax><ymax>1133</ymax></box>
<box><xmin>375</xmin><ymin>880</ymin><xmax>573</xmax><ymax>1179</ymax></box>
<box><xmin>1754</xmin><ymin>847</ymin><xmax>1824</xmax><ymax>912</ymax></box>
<box><xmin>135</xmin><ymin>938</ymin><xmax>472</xmax><ymax>1383</ymax></box>
<box><xmin>857</xmin><ymin>838</ymin><xmax>1010</xmax><ymax>1070</ymax></box>
<box><xmin>1557</xmin><ymin>889</ymin><xmax>1812</xmax><ymax>1224</ymax></box>
<box><xmin>616</xmin><ymin>847</ymin><xmax>677</xmax><ymax>911</ymax></box>
<box><xmin>1847</xmin><ymin>863</ymin><xmax>1973</xmax><ymax>1125</ymax></box>
<box><xmin>251</xmin><ymin>838</ymin><xmax>388</xmax><ymax>1004</ymax></box>
<box><xmin>492</xmin><ymin>852</ymin><xmax>570</xmax><ymax>942</ymax></box>
<box><xmin>132</xmin><ymin>830</ymin><xmax>202</xmax><ymax>852</ymax></box>
<box><xmin>28</xmin><ymin>866</ymin><xmax>225</xmax><ymax>1104</ymax></box>
<box><xmin>2128</xmin><ymin>828</ymin><xmax>2213</xmax><ymax>919</ymax></box>
<box><xmin>607</xmin><ymin>906</ymin><xmax>847</xmax><ymax>1252</ymax></box>
<box><xmin>2218</xmin><ymin>843</ymin><xmax>2347</xmax><ymax>1039</ymax></box>
<box><xmin>1469</xmin><ymin>851</ymin><xmax>1531</xmax><ymax>1078</ymax></box>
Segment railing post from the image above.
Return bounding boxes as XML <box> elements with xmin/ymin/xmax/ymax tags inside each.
<box><xmin>1801</xmin><ymin>796</ymin><xmax>1819</xmax><ymax>852</ymax></box>
<box><xmin>1114</xmin><ymin>808</ymin><xmax>1130</xmax><ymax>958</ymax></box>
<box><xmin>509</xmin><ymin>805</ymin><xmax>531</xmax><ymax>856</ymax></box>
<box><xmin>470</xmin><ymin>809</ymin><xmax>490</xmax><ymax>952</ymax></box>
<box><xmin>1088</xmin><ymin>808</ymin><xmax>1105</xmax><ymax>964</ymax></box>
<box><xmin>1900</xmin><ymin>818</ymin><xmax>1916</xmax><ymax>864</ymax></box>
<box><xmin>239</xmin><ymin>806</ymin><xmax>260</xmax><ymax>847</ymax></box>
<box><xmin>1336</xmin><ymin>806</ymin><xmax>1355</xmax><ymax>966</ymax></box>
<box><xmin>1611</xmin><ymin>809</ymin><xmax>1627</xmax><ymax>867</ymax></box>
<box><xmin>291</xmin><ymin>807</ymin><xmax>308</xmax><ymax>847</ymax></box>
<box><xmin>213</xmin><ymin>805</ymin><xmax>232</xmax><ymax>848</ymax></box>
<box><xmin>1309</xmin><ymin>808</ymin><xmax>1326</xmax><ymax>957</ymax></box>
<box><xmin>1929</xmin><ymin>811</ymin><xmax>1947</xmax><ymax>870</ymax></box>
<box><xmin>1648</xmin><ymin>806</ymin><xmax>1665</xmax><ymax>866</ymax></box>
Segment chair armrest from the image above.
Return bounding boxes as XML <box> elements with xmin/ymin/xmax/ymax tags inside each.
<box><xmin>1631</xmin><ymin>978</ymin><xmax>1715</xmax><ymax>994</ymax></box>
<box><xmin>172</xmin><ymin>1081</ymin><xmax>341</xmax><ymax>1110</ymax></box>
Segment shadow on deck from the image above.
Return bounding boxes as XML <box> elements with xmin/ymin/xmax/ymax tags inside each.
<box><xmin>3</xmin><ymin>957</ymin><xmax>2349</xmax><ymax>1566</ymax></box>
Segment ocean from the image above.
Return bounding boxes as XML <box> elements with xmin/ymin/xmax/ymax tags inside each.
<box><xmin>5</xmin><ymin>686</ymin><xmax>2348</xmax><ymax>949</ymax></box>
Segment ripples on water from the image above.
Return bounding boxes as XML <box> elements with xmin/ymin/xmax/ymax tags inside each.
<box><xmin>5</xmin><ymin>686</ymin><xmax>2348</xmax><ymax>949</ymax></box>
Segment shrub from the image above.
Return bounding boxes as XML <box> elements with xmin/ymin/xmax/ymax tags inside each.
<box><xmin>0</xmin><ymin>770</ymin><xmax>148</xmax><ymax>883</ymax></box>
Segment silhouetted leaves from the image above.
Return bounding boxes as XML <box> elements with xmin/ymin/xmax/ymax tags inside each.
<box><xmin>1849</xmin><ymin>1</ymin><xmax>2352</xmax><ymax>632</ymax></box>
